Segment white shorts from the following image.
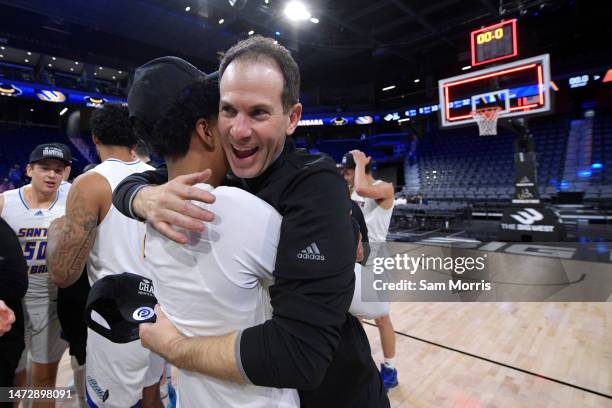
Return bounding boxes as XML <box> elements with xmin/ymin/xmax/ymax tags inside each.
<box><xmin>349</xmin><ymin>263</ymin><xmax>390</xmax><ymax>320</ymax></box>
<box><xmin>16</xmin><ymin>301</ymin><xmax>69</xmax><ymax>371</ymax></box>
<box><xmin>85</xmin><ymin>328</ymin><xmax>165</xmax><ymax>408</ymax></box>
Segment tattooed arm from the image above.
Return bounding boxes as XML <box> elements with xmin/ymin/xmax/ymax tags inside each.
<box><xmin>48</xmin><ymin>172</ymin><xmax>111</xmax><ymax>288</ymax></box>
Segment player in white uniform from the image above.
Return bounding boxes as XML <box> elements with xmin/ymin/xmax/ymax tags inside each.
<box><xmin>0</xmin><ymin>143</ymin><xmax>71</xmax><ymax>396</ymax></box>
<box><xmin>128</xmin><ymin>58</ymin><xmax>298</xmax><ymax>407</ymax></box>
<box><xmin>47</xmin><ymin>104</ymin><xmax>163</xmax><ymax>408</ymax></box>
<box><xmin>341</xmin><ymin>149</ymin><xmax>399</xmax><ymax>390</ymax></box>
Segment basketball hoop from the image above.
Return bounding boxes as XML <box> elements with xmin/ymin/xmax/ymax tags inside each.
<box><xmin>472</xmin><ymin>107</ymin><xmax>502</xmax><ymax>136</ymax></box>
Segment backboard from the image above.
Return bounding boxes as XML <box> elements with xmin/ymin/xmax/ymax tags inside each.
<box><xmin>438</xmin><ymin>54</ymin><xmax>551</xmax><ymax>128</ymax></box>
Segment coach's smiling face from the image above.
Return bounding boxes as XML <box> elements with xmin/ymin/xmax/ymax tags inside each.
<box><xmin>218</xmin><ymin>58</ymin><xmax>301</xmax><ymax>179</ymax></box>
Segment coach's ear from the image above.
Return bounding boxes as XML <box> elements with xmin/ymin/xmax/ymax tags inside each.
<box><xmin>286</xmin><ymin>102</ymin><xmax>302</xmax><ymax>136</ymax></box>
<box><xmin>195</xmin><ymin>118</ymin><xmax>215</xmax><ymax>152</ymax></box>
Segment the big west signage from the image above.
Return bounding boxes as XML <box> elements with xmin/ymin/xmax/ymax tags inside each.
<box><xmin>500</xmin><ymin>207</ymin><xmax>565</xmax><ymax>241</ymax></box>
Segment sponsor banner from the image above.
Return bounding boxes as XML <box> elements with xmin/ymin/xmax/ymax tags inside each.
<box><xmin>0</xmin><ymin>79</ymin><xmax>126</xmax><ymax>107</ymax></box>
<box><xmin>0</xmin><ymin>82</ymin><xmax>35</xmax><ymax>98</ymax></box>
<box><xmin>298</xmin><ymin>115</ymin><xmax>381</xmax><ymax>127</ymax></box>
<box><xmin>514</xmin><ymin>151</ymin><xmax>539</xmax><ymax>202</ymax></box>
<box><xmin>359</xmin><ymin>241</ymin><xmax>612</xmax><ymax>302</ymax></box>
<box><xmin>500</xmin><ymin>206</ymin><xmax>564</xmax><ymax>241</ymax></box>
<box><xmin>68</xmin><ymin>92</ymin><xmax>125</xmax><ymax>107</ymax></box>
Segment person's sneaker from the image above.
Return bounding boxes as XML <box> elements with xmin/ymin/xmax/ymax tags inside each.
<box><xmin>380</xmin><ymin>363</ymin><xmax>398</xmax><ymax>390</ymax></box>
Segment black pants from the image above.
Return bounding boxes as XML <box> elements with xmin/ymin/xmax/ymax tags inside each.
<box><xmin>299</xmin><ymin>315</ymin><xmax>390</xmax><ymax>408</ymax></box>
<box><xmin>57</xmin><ymin>270</ymin><xmax>90</xmax><ymax>365</ymax></box>
<box><xmin>0</xmin><ymin>301</ymin><xmax>25</xmax><ymax>408</ymax></box>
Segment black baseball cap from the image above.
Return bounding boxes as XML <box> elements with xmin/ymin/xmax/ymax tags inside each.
<box><xmin>128</xmin><ymin>56</ymin><xmax>216</xmax><ymax>134</ymax></box>
<box><xmin>86</xmin><ymin>272</ymin><xmax>158</xmax><ymax>344</ymax></box>
<box><xmin>340</xmin><ymin>152</ymin><xmax>356</xmax><ymax>169</ymax></box>
<box><xmin>29</xmin><ymin>143</ymin><xmax>72</xmax><ymax>166</ymax></box>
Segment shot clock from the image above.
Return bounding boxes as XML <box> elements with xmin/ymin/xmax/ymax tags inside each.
<box><xmin>471</xmin><ymin>19</ymin><xmax>518</xmax><ymax>66</ymax></box>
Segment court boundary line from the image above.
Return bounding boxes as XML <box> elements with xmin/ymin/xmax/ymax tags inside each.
<box><xmin>363</xmin><ymin>321</ymin><xmax>612</xmax><ymax>400</ymax></box>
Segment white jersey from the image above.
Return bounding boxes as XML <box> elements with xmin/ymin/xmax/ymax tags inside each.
<box><xmin>145</xmin><ymin>184</ymin><xmax>299</xmax><ymax>408</ymax></box>
<box><xmin>1</xmin><ymin>186</ymin><xmax>66</xmax><ymax>306</ymax></box>
<box><xmin>87</xmin><ymin>158</ymin><xmax>154</xmax><ymax>284</ymax></box>
<box><xmin>59</xmin><ymin>180</ymin><xmax>71</xmax><ymax>196</ymax></box>
<box><xmin>84</xmin><ymin>158</ymin><xmax>163</xmax><ymax>408</ymax></box>
<box><xmin>351</xmin><ymin>180</ymin><xmax>394</xmax><ymax>242</ymax></box>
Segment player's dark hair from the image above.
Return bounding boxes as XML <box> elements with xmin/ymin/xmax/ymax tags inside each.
<box><xmin>90</xmin><ymin>104</ymin><xmax>137</xmax><ymax>148</ymax></box>
<box><xmin>141</xmin><ymin>78</ymin><xmax>219</xmax><ymax>159</ymax></box>
<box><xmin>133</xmin><ymin>141</ymin><xmax>150</xmax><ymax>158</ymax></box>
<box><xmin>219</xmin><ymin>35</ymin><xmax>300</xmax><ymax>113</ymax></box>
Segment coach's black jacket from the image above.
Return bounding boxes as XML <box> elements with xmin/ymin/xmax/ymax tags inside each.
<box><xmin>112</xmin><ymin>138</ymin><xmax>389</xmax><ymax>407</ymax></box>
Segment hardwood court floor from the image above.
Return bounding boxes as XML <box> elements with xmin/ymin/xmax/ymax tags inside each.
<box><xmin>50</xmin><ymin>302</ymin><xmax>611</xmax><ymax>408</ymax></box>
<box><xmin>364</xmin><ymin>302</ymin><xmax>612</xmax><ymax>408</ymax></box>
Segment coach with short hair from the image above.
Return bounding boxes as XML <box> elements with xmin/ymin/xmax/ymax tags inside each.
<box><xmin>113</xmin><ymin>36</ymin><xmax>389</xmax><ymax>407</ymax></box>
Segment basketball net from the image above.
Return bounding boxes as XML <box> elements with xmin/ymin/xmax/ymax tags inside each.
<box><xmin>472</xmin><ymin>107</ymin><xmax>502</xmax><ymax>136</ymax></box>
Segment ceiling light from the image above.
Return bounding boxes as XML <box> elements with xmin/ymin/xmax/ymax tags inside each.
<box><xmin>218</xmin><ymin>18</ymin><xmax>224</xmax><ymax>24</ymax></box>
<box><xmin>228</xmin><ymin>0</ymin><xmax>248</xmax><ymax>9</ymax></box>
<box><xmin>398</xmin><ymin>118</ymin><xmax>411</xmax><ymax>123</ymax></box>
<box><xmin>118</xmin><ymin>70</ymin><xmax>122</xmax><ymax>74</ymax></box>
<box><xmin>30</xmin><ymin>108</ymin><xmax>34</xmax><ymax>112</ymax></box>
<box><xmin>265</xmin><ymin>0</ymin><xmax>269</xmax><ymax>3</ymax></box>
<box><xmin>248</xmin><ymin>30</ymin><xmax>255</xmax><ymax>35</ymax></box>
<box><xmin>284</xmin><ymin>1</ymin><xmax>311</xmax><ymax>21</ymax></box>
<box><xmin>382</xmin><ymin>85</ymin><xmax>396</xmax><ymax>91</ymax></box>
<box><xmin>0</xmin><ymin>55</ymin><xmax>3</xmax><ymax>58</ymax></box>
<box><xmin>27</xmin><ymin>51</ymin><xmax>31</xmax><ymax>55</ymax></box>
<box><xmin>461</xmin><ymin>65</ymin><xmax>471</xmax><ymax>71</ymax></box>
<box><xmin>48</xmin><ymin>63</ymin><xmax>52</xmax><ymax>67</ymax></box>
<box><xmin>75</xmin><ymin>61</ymin><xmax>79</xmax><ymax>65</ymax></box>
<box><xmin>309</xmin><ymin>17</ymin><xmax>319</xmax><ymax>23</ymax></box>
<box><xmin>112</xmin><ymin>76</ymin><xmax>116</xmax><ymax>80</ymax></box>
<box><xmin>275</xmin><ymin>31</ymin><xmax>281</xmax><ymax>36</ymax></box>
<box><xmin>414</xmin><ymin>78</ymin><xmax>420</xmax><ymax>83</ymax></box>
<box><xmin>24</xmin><ymin>59</ymin><xmax>29</xmax><ymax>63</ymax></box>
<box><xmin>70</xmin><ymin>67</ymin><xmax>74</xmax><ymax>71</ymax></box>
<box><xmin>185</xmin><ymin>6</ymin><xmax>191</xmax><ymax>11</ymax></box>
<box><xmin>0</xmin><ymin>46</ymin><xmax>4</xmax><ymax>50</ymax></box>
<box><xmin>59</xmin><ymin>107</ymin><xmax>68</xmax><ymax>116</ymax></box>
<box><xmin>94</xmin><ymin>73</ymin><xmax>97</xmax><ymax>76</ymax></box>
<box><xmin>52</xmin><ymin>56</ymin><xmax>56</xmax><ymax>60</ymax></box>
<box><xmin>99</xmin><ymin>66</ymin><xmax>103</xmax><ymax>70</ymax></box>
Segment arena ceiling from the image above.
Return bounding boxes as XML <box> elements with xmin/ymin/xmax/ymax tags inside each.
<box><xmin>0</xmin><ymin>0</ymin><xmax>606</xmax><ymax>108</ymax></box>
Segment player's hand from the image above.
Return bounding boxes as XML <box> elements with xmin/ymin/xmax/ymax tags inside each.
<box><xmin>0</xmin><ymin>300</ymin><xmax>16</xmax><ymax>336</ymax></box>
<box><xmin>350</xmin><ymin>150</ymin><xmax>371</xmax><ymax>168</ymax></box>
<box><xmin>139</xmin><ymin>305</ymin><xmax>185</xmax><ymax>363</ymax></box>
<box><xmin>133</xmin><ymin>170</ymin><xmax>216</xmax><ymax>244</ymax></box>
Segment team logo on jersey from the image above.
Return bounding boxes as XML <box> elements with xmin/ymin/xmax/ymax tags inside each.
<box><xmin>34</xmin><ymin>210</ymin><xmax>44</xmax><ymax>216</ymax></box>
<box><xmin>132</xmin><ymin>306</ymin><xmax>155</xmax><ymax>321</ymax></box>
<box><xmin>297</xmin><ymin>242</ymin><xmax>326</xmax><ymax>261</ymax></box>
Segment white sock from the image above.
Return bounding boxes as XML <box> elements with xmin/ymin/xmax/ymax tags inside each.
<box><xmin>70</xmin><ymin>356</ymin><xmax>87</xmax><ymax>408</ymax></box>
<box><xmin>383</xmin><ymin>357</ymin><xmax>396</xmax><ymax>369</ymax></box>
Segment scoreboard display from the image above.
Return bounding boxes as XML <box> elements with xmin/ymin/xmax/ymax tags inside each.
<box><xmin>471</xmin><ymin>19</ymin><xmax>517</xmax><ymax>66</ymax></box>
